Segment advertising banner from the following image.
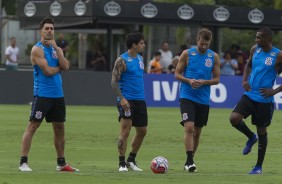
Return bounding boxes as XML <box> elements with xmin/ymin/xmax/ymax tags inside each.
<box><xmin>144</xmin><ymin>74</ymin><xmax>282</xmax><ymax>109</ymax></box>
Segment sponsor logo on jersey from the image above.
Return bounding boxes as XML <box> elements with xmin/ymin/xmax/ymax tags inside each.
<box><xmin>270</xmin><ymin>52</ymin><xmax>276</xmax><ymax>56</ymax></box>
<box><xmin>207</xmin><ymin>52</ymin><xmax>213</xmax><ymax>57</ymax></box>
<box><xmin>190</xmin><ymin>51</ymin><xmax>197</xmax><ymax>56</ymax></box>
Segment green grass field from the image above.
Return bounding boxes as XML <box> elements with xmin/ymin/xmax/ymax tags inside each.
<box><xmin>0</xmin><ymin>105</ymin><xmax>282</xmax><ymax>184</ymax></box>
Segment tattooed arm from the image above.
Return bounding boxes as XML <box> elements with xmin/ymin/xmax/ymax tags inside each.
<box><xmin>111</xmin><ymin>57</ymin><xmax>130</xmax><ymax>111</ymax></box>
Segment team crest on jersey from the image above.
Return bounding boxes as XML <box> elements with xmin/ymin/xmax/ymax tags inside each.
<box><xmin>35</xmin><ymin>111</ymin><xmax>42</xmax><ymax>119</ymax></box>
<box><xmin>182</xmin><ymin>113</ymin><xmax>188</xmax><ymax>121</ymax></box>
<box><xmin>265</xmin><ymin>57</ymin><xmax>273</xmax><ymax>66</ymax></box>
<box><xmin>270</xmin><ymin>52</ymin><xmax>276</xmax><ymax>56</ymax></box>
<box><xmin>207</xmin><ymin>52</ymin><xmax>213</xmax><ymax>57</ymax></box>
<box><xmin>52</xmin><ymin>51</ymin><xmax>58</xmax><ymax>59</ymax></box>
<box><xmin>190</xmin><ymin>51</ymin><xmax>197</xmax><ymax>56</ymax></box>
<box><xmin>205</xmin><ymin>58</ymin><xmax>212</xmax><ymax>67</ymax></box>
<box><xmin>139</xmin><ymin>61</ymin><xmax>144</xmax><ymax>69</ymax></box>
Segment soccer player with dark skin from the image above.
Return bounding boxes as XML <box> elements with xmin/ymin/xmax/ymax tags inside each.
<box><xmin>230</xmin><ymin>27</ymin><xmax>282</xmax><ymax>174</ymax></box>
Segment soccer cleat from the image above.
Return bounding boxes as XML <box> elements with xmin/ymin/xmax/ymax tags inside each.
<box><xmin>19</xmin><ymin>163</ymin><xmax>32</xmax><ymax>172</ymax></box>
<box><xmin>56</xmin><ymin>164</ymin><xmax>79</xmax><ymax>172</ymax></box>
<box><xmin>184</xmin><ymin>163</ymin><xmax>197</xmax><ymax>172</ymax></box>
<box><xmin>248</xmin><ymin>166</ymin><xmax>262</xmax><ymax>174</ymax></box>
<box><xmin>126</xmin><ymin>161</ymin><xmax>143</xmax><ymax>171</ymax></box>
<box><xmin>118</xmin><ymin>165</ymin><xmax>128</xmax><ymax>172</ymax></box>
<box><xmin>243</xmin><ymin>134</ymin><xmax>258</xmax><ymax>155</ymax></box>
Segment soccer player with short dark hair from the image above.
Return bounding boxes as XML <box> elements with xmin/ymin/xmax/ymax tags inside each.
<box><xmin>111</xmin><ymin>32</ymin><xmax>147</xmax><ymax>172</ymax></box>
<box><xmin>19</xmin><ymin>17</ymin><xmax>79</xmax><ymax>172</ymax></box>
<box><xmin>230</xmin><ymin>27</ymin><xmax>282</xmax><ymax>174</ymax></box>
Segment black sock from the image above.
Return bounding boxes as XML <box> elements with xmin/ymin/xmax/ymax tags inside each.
<box><xmin>119</xmin><ymin>156</ymin><xmax>126</xmax><ymax>166</ymax></box>
<box><xmin>233</xmin><ymin>121</ymin><xmax>254</xmax><ymax>139</ymax></box>
<box><xmin>57</xmin><ymin>157</ymin><xmax>66</xmax><ymax>166</ymax></box>
<box><xmin>256</xmin><ymin>133</ymin><xmax>267</xmax><ymax>167</ymax></box>
<box><xmin>185</xmin><ymin>151</ymin><xmax>194</xmax><ymax>165</ymax></box>
<box><xmin>127</xmin><ymin>152</ymin><xmax>136</xmax><ymax>162</ymax></box>
<box><xmin>20</xmin><ymin>156</ymin><xmax>28</xmax><ymax>165</ymax></box>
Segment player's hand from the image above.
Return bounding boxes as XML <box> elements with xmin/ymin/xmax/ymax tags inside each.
<box><xmin>190</xmin><ymin>79</ymin><xmax>197</xmax><ymax>89</ymax></box>
<box><xmin>191</xmin><ymin>79</ymin><xmax>204</xmax><ymax>88</ymax></box>
<box><xmin>260</xmin><ymin>88</ymin><xmax>275</xmax><ymax>98</ymax></box>
<box><xmin>242</xmin><ymin>81</ymin><xmax>251</xmax><ymax>91</ymax></box>
<box><xmin>120</xmin><ymin>98</ymin><xmax>130</xmax><ymax>112</ymax></box>
<box><xmin>45</xmin><ymin>39</ymin><xmax>58</xmax><ymax>49</ymax></box>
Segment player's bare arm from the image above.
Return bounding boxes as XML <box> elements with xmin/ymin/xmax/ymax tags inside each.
<box><xmin>111</xmin><ymin>57</ymin><xmax>130</xmax><ymax>111</ymax></box>
<box><xmin>242</xmin><ymin>45</ymin><xmax>255</xmax><ymax>91</ymax></box>
<box><xmin>212</xmin><ymin>53</ymin><xmax>220</xmax><ymax>84</ymax></box>
<box><xmin>46</xmin><ymin>39</ymin><xmax>70</xmax><ymax>71</ymax></box>
<box><xmin>111</xmin><ymin>57</ymin><xmax>126</xmax><ymax>98</ymax></box>
<box><xmin>31</xmin><ymin>46</ymin><xmax>61</xmax><ymax>76</ymax></box>
<box><xmin>260</xmin><ymin>51</ymin><xmax>282</xmax><ymax>97</ymax></box>
<box><xmin>174</xmin><ymin>50</ymin><xmax>196</xmax><ymax>87</ymax></box>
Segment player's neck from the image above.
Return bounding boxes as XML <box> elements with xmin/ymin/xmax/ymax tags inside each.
<box><xmin>40</xmin><ymin>41</ymin><xmax>51</xmax><ymax>47</ymax></box>
<box><xmin>261</xmin><ymin>44</ymin><xmax>272</xmax><ymax>52</ymax></box>
<box><xmin>127</xmin><ymin>50</ymin><xmax>137</xmax><ymax>58</ymax></box>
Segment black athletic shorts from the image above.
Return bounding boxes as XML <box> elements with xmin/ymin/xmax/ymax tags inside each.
<box><xmin>180</xmin><ymin>98</ymin><xmax>210</xmax><ymax>128</ymax></box>
<box><xmin>117</xmin><ymin>100</ymin><xmax>148</xmax><ymax>127</ymax></box>
<box><xmin>29</xmin><ymin>97</ymin><xmax>66</xmax><ymax>123</ymax></box>
<box><xmin>232</xmin><ymin>95</ymin><xmax>274</xmax><ymax>127</ymax></box>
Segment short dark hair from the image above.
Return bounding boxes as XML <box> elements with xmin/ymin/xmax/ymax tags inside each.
<box><xmin>154</xmin><ymin>51</ymin><xmax>161</xmax><ymax>56</ymax></box>
<box><xmin>39</xmin><ymin>17</ymin><xmax>54</xmax><ymax>30</ymax></box>
<box><xmin>125</xmin><ymin>32</ymin><xmax>144</xmax><ymax>49</ymax></box>
<box><xmin>223</xmin><ymin>51</ymin><xmax>232</xmax><ymax>58</ymax></box>
<box><xmin>197</xmin><ymin>28</ymin><xmax>212</xmax><ymax>41</ymax></box>
<box><xmin>257</xmin><ymin>27</ymin><xmax>273</xmax><ymax>42</ymax></box>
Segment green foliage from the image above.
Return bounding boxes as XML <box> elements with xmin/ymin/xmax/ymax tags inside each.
<box><xmin>221</xmin><ymin>28</ymin><xmax>282</xmax><ymax>53</ymax></box>
<box><xmin>63</xmin><ymin>33</ymin><xmax>78</xmax><ymax>61</ymax></box>
<box><xmin>207</xmin><ymin>0</ymin><xmax>275</xmax><ymax>8</ymax></box>
<box><xmin>1</xmin><ymin>105</ymin><xmax>282</xmax><ymax>183</ymax></box>
<box><xmin>221</xmin><ymin>28</ymin><xmax>255</xmax><ymax>52</ymax></box>
<box><xmin>25</xmin><ymin>43</ymin><xmax>33</xmax><ymax>56</ymax></box>
<box><xmin>2</xmin><ymin>0</ymin><xmax>16</xmax><ymax>15</ymax></box>
<box><xmin>155</xmin><ymin>0</ymin><xmax>214</xmax><ymax>5</ymax></box>
<box><xmin>274</xmin><ymin>0</ymin><xmax>282</xmax><ymax>9</ymax></box>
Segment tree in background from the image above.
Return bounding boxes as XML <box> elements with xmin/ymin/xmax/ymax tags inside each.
<box><xmin>2</xmin><ymin>0</ymin><xmax>16</xmax><ymax>15</ymax></box>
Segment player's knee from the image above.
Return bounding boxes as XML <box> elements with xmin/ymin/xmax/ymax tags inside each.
<box><xmin>257</xmin><ymin>127</ymin><xmax>267</xmax><ymax>135</ymax></box>
<box><xmin>122</xmin><ymin>130</ymin><xmax>130</xmax><ymax>138</ymax></box>
<box><xmin>28</xmin><ymin>122</ymin><xmax>40</xmax><ymax>132</ymax></box>
<box><xmin>193</xmin><ymin>128</ymin><xmax>201</xmax><ymax>137</ymax></box>
<box><xmin>229</xmin><ymin>113</ymin><xmax>240</xmax><ymax>126</ymax></box>
<box><xmin>137</xmin><ymin>127</ymin><xmax>147</xmax><ymax>137</ymax></box>
<box><xmin>184</xmin><ymin>123</ymin><xmax>194</xmax><ymax>134</ymax></box>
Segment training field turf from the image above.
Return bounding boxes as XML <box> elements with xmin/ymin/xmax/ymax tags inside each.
<box><xmin>0</xmin><ymin>105</ymin><xmax>282</xmax><ymax>184</ymax></box>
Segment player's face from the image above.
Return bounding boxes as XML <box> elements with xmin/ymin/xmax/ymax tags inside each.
<box><xmin>40</xmin><ymin>23</ymin><xmax>54</xmax><ymax>41</ymax></box>
<box><xmin>197</xmin><ymin>38</ymin><xmax>210</xmax><ymax>54</ymax></box>
<box><xmin>135</xmin><ymin>40</ymin><xmax>146</xmax><ymax>53</ymax></box>
<box><xmin>255</xmin><ymin>32</ymin><xmax>268</xmax><ymax>47</ymax></box>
